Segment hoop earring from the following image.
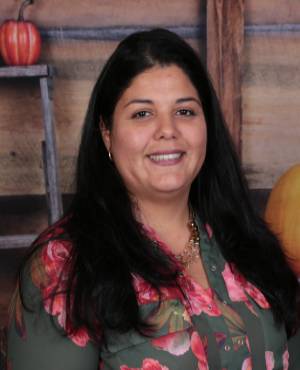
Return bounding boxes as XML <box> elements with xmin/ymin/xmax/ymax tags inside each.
<box><xmin>108</xmin><ymin>151</ymin><xmax>113</xmax><ymax>161</ymax></box>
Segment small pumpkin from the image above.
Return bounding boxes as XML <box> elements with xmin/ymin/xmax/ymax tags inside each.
<box><xmin>265</xmin><ymin>164</ymin><xmax>300</xmax><ymax>275</ymax></box>
<box><xmin>0</xmin><ymin>0</ymin><xmax>41</xmax><ymax>66</ymax></box>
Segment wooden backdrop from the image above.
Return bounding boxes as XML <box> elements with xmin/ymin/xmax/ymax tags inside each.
<box><xmin>0</xmin><ymin>0</ymin><xmax>299</xmax><ymax>332</ymax></box>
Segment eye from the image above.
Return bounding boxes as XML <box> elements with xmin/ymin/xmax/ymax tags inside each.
<box><xmin>176</xmin><ymin>108</ymin><xmax>195</xmax><ymax>116</ymax></box>
<box><xmin>131</xmin><ymin>110</ymin><xmax>151</xmax><ymax>119</ymax></box>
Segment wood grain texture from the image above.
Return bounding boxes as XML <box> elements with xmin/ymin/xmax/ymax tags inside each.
<box><xmin>207</xmin><ymin>0</ymin><xmax>245</xmax><ymax>152</ymax></box>
<box><xmin>0</xmin><ymin>65</ymin><xmax>50</xmax><ymax>78</ymax></box>
<box><xmin>0</xmin><ymin>235</ymin><xmax>36</xmax><ymax>249</ymax></box>
<box><xmin>242</xmin><ymin>34</ymin><xmax>300</xmax><ymax>189</ymax></box>
<box><xmin>0</xmin><ymin>0</ymin><xmax>299</xmax><ymax>29</ymax></box>
<box><xmin>39</xmin><ymin>76</ymin><xmax>63</xmax><ymax>223</ymax></box>
<box><xmin>245</xmin><ymin>0</ymin><xmax>300</xmax><ymax>25</ymax></box>
<box><xmin>0</xmin><ymin>0</ymin><xmax>205</xmax><ymax>28</ymax></box>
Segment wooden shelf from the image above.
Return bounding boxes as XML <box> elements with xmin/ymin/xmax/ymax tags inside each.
<box><xmin>0</xmin><ymin>235</ymin><xmax>36</xmax><ymax>250</ymax></box>
<box><xmin>0</xmin><ymin>64</ymin><xmax>52</xmax><ymax>78</ymax></box>
<box><xmin>0</xmin><ymin>64</ymin><xmax>63</xmax><ymax>249</ymax></box>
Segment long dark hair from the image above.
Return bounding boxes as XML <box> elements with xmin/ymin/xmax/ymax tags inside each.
<box><xmin>24</xmin><ymin>28</ymin><xmax>300</xmax><ymax>345</ymax></box>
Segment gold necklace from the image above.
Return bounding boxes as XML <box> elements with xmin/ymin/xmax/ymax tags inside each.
<box><xmin>174</xmin><ymin>219</ymin><xmax>201</xmax><ymax>269</ymax></box>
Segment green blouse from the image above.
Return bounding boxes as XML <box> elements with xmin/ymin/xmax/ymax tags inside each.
<box><xmin>7</xmin><ymin>220</ymin><xmax>300</xmax><ymax>370</ymax></box>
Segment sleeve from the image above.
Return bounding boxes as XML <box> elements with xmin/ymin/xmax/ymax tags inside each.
<box><xmin>6</xmin><ymin>240</ymin><xmax>100</xmax><ymax>370</ymax></box>
<box><xmin>287</xmin><ymin>328</ymin><xmax>300</xmax><ymax>370</ymax></box>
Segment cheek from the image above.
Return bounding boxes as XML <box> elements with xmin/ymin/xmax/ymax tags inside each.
<box><xmin>113</xmin><ymin>136</ymin><xmax>142</xmax><ymax>158</ymax></box>
<box><xmin>111</xmin><ymin>133</ymin><xmax>146</xmax><ymax>178</ymax></box>
<box><xmin>191</xmin><ymin>124</ymin><xmax>207</xmax><ymax>153</ymax></box>
<box><xmin>112</xmin><ymin>127</ymin><xmax>150</xmax><ymax>157</ymax></box>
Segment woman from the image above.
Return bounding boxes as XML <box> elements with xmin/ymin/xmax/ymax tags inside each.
<box><xmin>7</xmin><ymin>28</ymin><xmax>300</xmax><ymax>369</ymax></box>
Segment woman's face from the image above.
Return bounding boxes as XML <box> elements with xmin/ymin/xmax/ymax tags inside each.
<box><xmin>101</xmin><ymin>64</ymin><xmax>207</xmax><ymax>203</ymax></box>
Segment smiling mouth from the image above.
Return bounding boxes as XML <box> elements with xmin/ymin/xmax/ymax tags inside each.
<box><xmin>148</xmin><ymin>152</ymin><xmax>185</xmax><ymax>164</ymax></box>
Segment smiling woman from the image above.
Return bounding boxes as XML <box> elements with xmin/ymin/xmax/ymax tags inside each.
<box><xmin>6</xmin><ymin>28</ymin><xmax>300</xmax><ymax>370</ymax></box>
<box><xmin>101</xmin><ymin>65</ymin><xmax>207</xmax><ymax>204</ymax></box>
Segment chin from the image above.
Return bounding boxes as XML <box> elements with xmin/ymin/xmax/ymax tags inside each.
<box><xmin>151</xmin><ymin>181</ymin><xmax>190</xmax><ymax>196</ymax></box>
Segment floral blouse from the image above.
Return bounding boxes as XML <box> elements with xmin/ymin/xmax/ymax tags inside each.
<box><xmin>6</xmin><ymin>219</ymin><xmax>300</xmax><ymax>370</ymax></box>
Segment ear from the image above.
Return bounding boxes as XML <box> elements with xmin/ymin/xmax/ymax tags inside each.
<box><xmin>99</xmin><ymin>119</ymin><xmax>111</xmax><ymax>152</ymax></box>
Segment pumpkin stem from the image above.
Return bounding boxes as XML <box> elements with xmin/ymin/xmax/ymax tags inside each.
<box><xmin>18</xmin><ymin>0</ymin><xmax>34</xmax><ymax>22</ymax></box>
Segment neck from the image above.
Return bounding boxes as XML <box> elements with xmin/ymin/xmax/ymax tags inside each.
<box><xmin>133</xmin><ymin>194</ymin><xmax>191</xmax><ymax>247</ymax></box>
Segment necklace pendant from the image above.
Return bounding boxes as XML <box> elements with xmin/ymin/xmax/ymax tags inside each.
<box><xmin>175</xmin><ymin>218</ymin><xmax>201</xmax><ymax>269</ymax></box>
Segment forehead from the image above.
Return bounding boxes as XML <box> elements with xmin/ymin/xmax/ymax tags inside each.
<box><xmin>118</xmin><ymin>64</ymin><xmax>199</xmax><ymax>102</ymax></box>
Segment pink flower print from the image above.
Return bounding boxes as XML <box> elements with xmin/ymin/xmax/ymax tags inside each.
<box><xmin>120</xmin><ymin>358</ymin><xmax>169</xmax><ymax>370</ymax></box>
<box><xmin>241</xmin><ymin>357</ymin><xmax>252</xmax><ymax>370</ymax></box>
<box><xmin>180</xmin><ymin>274</ymin><xmax>221</xmax><ymax>317</ymax></box>
<box><xmin>132</xmin><ymin>274</ymin><xmax>181</xmax><ymax>304</ymax></box>
<box><xmin>42</xmin><ymin>239</ymin><xmax>71</xmax><ymax>272</ymax></box>
<box><xmin>265</xmin><ymin>351</ymin><xmax>275</xmax><ymax>370</ymax></box>
<box><xmin>222</xmin><ymin>263</ymin><xmax>268</xmax><ymax>314</ymax></box>
<box><xmin>232</xmin><ymin>269</ymin><xmax>269</xmax><ymax>309</ymax></box>
<box><xmin>214</xmin><ymin>332</ymin><xmax>226</xmax><ymax>349</ymax></box>
<box><xmin>37</xmin><ymin>239</ymin><xmax>90</xmax><ymax>347</ymax></box>
<box><xmin>34</xmin><ymin>216</ymin><xmax>71</xmax><ymax>247</ymax></box>
<box><xmin>191</xmin><ymin>331</ymin><xmax>209</xmax><ymax>370</ymax></box>
<box><xmin>222</xmin><ymin>263</ymin><xmax>249</xmax><ymax>302</ymax></box>
<box><xmin>242</xmin><ymin>352</ymin><xmax>275</xmax><ymax>370</ymax></box>
<box><xmin>282</xmin><ymin>349</ymin><xmax>289</xmax><ymax>370</ymax></box>
<box><xmin>204</xmin><ymin>223</ymin><xmax>213</xmax><ymax>239</ymax></box>
<box><xmin>245</xmin><ymin>336</ymin><xmax>250</xmax><ymax>352</ymax></box>
<box><xmin>132</xmin><ymin>275</ymin><xmax>160</xmax><ymax>304</ymax></box>
<box><xmin>45</xmin><ymin>291</ymin><xmax>89</xmax><ymax>347</ymax></box>
<box><xmin>68</xmin><ymin>326</ymin><xmax>90</xmax><ymax>347</ymax></box>
<box><xmin>151</xmin><ymin>331</ymin><xmax>190</xmax><ymax>356</ymax></box>
<box><xmin>242</xmin><ymin>280</ymin><xmax>270</xmax><ymax>309</ymax></box>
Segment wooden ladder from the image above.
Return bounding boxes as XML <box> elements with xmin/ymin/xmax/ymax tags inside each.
<box><xmin>0</xmin><ymin>65</ymin><xmax>63</xmax><ymax>249</ymax></box>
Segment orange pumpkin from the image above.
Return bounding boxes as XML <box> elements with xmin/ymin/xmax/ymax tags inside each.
<box><xmin>265</xmin><ymin>164</ymin><xmax>300</xmax><ymax>275</ymax></box>
<box><xmin>0</xmin><ymin>0</ymin><xmax>41</xmax><ymax>66</ymax></box>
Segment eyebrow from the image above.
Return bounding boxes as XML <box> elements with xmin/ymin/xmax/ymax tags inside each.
<box><xmin>124</xmin><ymin>97</ymin><xmax>202</xmax><ymax>108</ymax></box>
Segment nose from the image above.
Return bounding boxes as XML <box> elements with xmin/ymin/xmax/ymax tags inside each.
<box><xmin>154</xmin><ymin>113</ymin><xmax>178</xmax><ymax>140</ymax></box>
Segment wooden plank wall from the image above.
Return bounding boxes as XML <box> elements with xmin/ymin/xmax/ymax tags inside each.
<box><xmin>243</xmin><ymin>1</ymin><xmax>300</xmax><ymax>188</ymax></box>
<box><xmin>207</xmin><ymin>0</ymin><xmax>245</xmax><ymax>153</ymax></box>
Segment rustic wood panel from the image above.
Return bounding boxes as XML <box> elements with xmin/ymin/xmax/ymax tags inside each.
<box><xmin>245</xmin><ymin>0</ymin><xmax>300</xmax><ymax>25</ymax></box>
<box><xmin>0</xmin><ymin>0</ymin><xmax>205</xmax><ymax>28</ymax></box>
<box><xmin>242</xmin><ymin>34</ymin><xmax>300</xmax><ymax>188</ymax></box>
<box><xmin>207</xmin><ymin>0</ymin><xmax>245</xmax><ymax>152</ymax></box>
<box><xmin>0</xmin><ymin>38</ymin><xmax>204</xmax><ymax>195</ymax></box>
<box><xmin>0</xmin><ymin>0</ymin><xmax>299</xmax><ymax>29</ymax></box>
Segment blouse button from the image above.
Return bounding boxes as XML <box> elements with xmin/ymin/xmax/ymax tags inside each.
<box><xmin>210</xmin><ymin>264</ymin><xmax>217</xmax><ymax>272</ymax></box>
<box><xmin>224</xmin><ymin>345</ymin><xmax>231</xmax><ymax>352</ymax></box>
<box><xmin>207</xmin><ymin>304</ymin><xmax>212</xmax><ymax>311</ymax></box>
<box><xmin>222</xmin><ymin>300</ymin><xmax>228</xmax><ymax>305</ymax></box>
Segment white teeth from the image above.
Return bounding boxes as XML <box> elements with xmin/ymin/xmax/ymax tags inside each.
<box><xmin>149</xmin><ymin>153</ymin><xmax>182</xmax><ymax>162</ymax></box>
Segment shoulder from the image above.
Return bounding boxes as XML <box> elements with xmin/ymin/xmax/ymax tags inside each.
<box><xmin>28</xmin><ymin>217</ymin><xmax>73</xmax><ymax>290</ymax></box>
<box><xmin>17</xmin><ymin>218</ymin><xmax>92</xmax><ymax>347</ymax></box>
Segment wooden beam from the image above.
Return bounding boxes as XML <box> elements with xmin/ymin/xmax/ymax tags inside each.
<box><xmin>0</xmin><ymin>65</ymin><xmax>50</xmax><ymax>78</ymax></box>
<box><xmin>0</xmin><ymin>235</ymin><xmax>36</xmax><ymax>249</ymax></box>
<box><xmin>206</xmin><ymin>0</ymin><xmax>245</xmax><ymax>153</ymax></box>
